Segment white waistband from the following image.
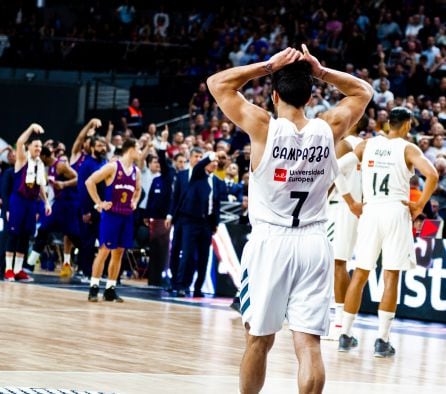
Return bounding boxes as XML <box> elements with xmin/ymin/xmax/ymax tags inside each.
<box><xmin>250</xmin><ymin>221</ymin><xmax>326</xmax><ymax>237</ymax></box>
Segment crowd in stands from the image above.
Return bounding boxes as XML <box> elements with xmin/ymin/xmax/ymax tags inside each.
<box><xmin>2</xmin><ymin>0</ymin><xmax>446</xmax><ymax>284</ymax></box>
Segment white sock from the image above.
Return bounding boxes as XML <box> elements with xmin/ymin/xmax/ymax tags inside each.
<box><xmin>13</xmin><ymin>256</ymin><xmax>24</xmax><ymax>274</ymax></box>
<box><xmin>28</xmin><ymin>250</ymin><xmax>40</xmax><ymax>266</ymax></box>
<box><xmin>335</xmin><ymin>303</ymin><xmax>344</xmax><ymax>327</ymax></box>
<box><xmin>341</xmin><ymin>311</ymin><xmax>356</xmax><ymax>337</ymax></box>
<box><xmin>5</xmin><ymin>255</ymin><xmax>13</xmax><ymax>271</ymax></box>
<box><xmin>378</xmin><ymin>310</ymin><xmax>395</xmax><ymax>342</ymax></box>
<box><xmin>106</xmin><ymin>279</ymin><xmax>117</xmax><ymax>289</ymax></box>
<box><xmin>63</xmin><ymin>253</ymin><xmax>71</xmax><ymax>265</ymax></box>
<box><xmin>90</xmin><ymin>277</ymin><xmax>100</xmax><ymax>287</ymax></box>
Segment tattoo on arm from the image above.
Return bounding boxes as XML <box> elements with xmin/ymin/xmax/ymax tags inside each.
<box><xmin>264</xmin><ymin>63</ymin><xmax>273</xmax><ymax>74</ymax></box>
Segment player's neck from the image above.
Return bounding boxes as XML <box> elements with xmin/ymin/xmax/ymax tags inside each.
<box><xmin>120</xmin><ymin>155</ymin><xmax>134</xmax><ymax>170</ymax></box>
<box><xmin>387</xmin><ymin>129</ymin><xmax>405</xmax><ymax>139</ymax></box>
<box><xmin>277</xmin><ymin>105</ymin><xmax>307</xmax><ymax>129</ymax></box>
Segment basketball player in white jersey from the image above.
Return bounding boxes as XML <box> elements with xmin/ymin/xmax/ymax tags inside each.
<box><xmin>207</xmin><ymin>45</ymin><xmax>372</xmax><ymax>393</ymax></box>
<box><xmin>337</xmin><ymin>107</ymin><xmax>438</xmax><ymax>357</ymax></box>
<box><xmin>325</xmin><ymin>115</ymin><xmax>369</xmax><ymax>339</ymax></box>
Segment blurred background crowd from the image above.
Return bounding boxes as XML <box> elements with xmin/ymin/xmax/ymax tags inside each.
<box><xmin>1</xmin><ymin>0</ymin><xmax>446</xmax><ymax>283</ymax></box>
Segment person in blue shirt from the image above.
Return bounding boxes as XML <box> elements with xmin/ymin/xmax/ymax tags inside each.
<box><xmin>76</xmin><ymin>136</ymin><xmax>108</xmax><ymax>280</ymax></box>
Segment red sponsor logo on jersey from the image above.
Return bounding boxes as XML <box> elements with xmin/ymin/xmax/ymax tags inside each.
<box><xmin>368</xmin><ymin>160</ymin><xmax>374</xmax><ymax>167</ymax></box>
<box><xmin>356</xmin><ymin>163</ymin><xmax>361</xmax><ymax>171</ymax></box>
<box><xmin>274</xmin><ymin>168</ymin><xmax>287</xmax><ymax>182</ymax></box>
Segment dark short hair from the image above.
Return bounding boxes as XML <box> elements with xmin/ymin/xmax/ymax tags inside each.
<box><xmin>271</xmin><ymin>60</ymin><xmax>313</xmax><ymax>108</ymax></box>
<box><xmin>122</xmin><ymin>138</ymin><xmax>137</xmax><ymax>154</ymax></box>
<box><xmin>389</xmin><ymin>107</ymin><xmax>413</xmax><ymax>128</ymax></box>
<box><xmin>174</xmin><ymin>152</ymin><xmax>185</xmax><ymax>161</ymax></box>
<box><xmin>26</xmin><ymin>133</ymin><xmax>43</xmax><ymax>145</ymax></box>
<box><xmin>40</xmin><ymin>146</ymin><xmax>52</xmax><ymax>158</ymax></box>
<box><xmin>91</xmin><ymin>135</ymin><xmax>107</xmax><ymax>147</ymax></box>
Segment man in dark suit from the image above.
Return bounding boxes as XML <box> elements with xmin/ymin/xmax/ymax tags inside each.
<box><xmin>166</xmin><ymin>147</ymin><xmax>203</xmax><ymax>291</ymax></box>
<box><xmin>173</xmin><ymin>152</ymin><xmax>226</xmax><ymax>297</ymax></box>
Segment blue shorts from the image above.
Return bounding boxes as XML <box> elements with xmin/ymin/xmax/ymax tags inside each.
<box><xmin>8</xmin><ymin>193</ymin><xmax>39</xmax><ymax>236</ymax></box>
<box><xmin>99</xmin><ymin>211</ymin><xmax>134</xmax><ymax>249</ymax></box>
<box><xmin>40</xmin><ymin>198</ymin><xmax>80</xmax><ymax>237</ymax></box>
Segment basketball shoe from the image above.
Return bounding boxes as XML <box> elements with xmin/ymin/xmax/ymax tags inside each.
<box><xmin>103</xmin><ymin>286</ymin><xmax>124</xmax><ymax>302</ymax></box>
<box><xmin>14</xmin><ymin>270</ymin><xmax>34</xmax><ymax>282</ymax></box>
<box><xmin>374</xmin><ymin>338</ymin><xmax>395</xmax><ymax>358</ymax></box>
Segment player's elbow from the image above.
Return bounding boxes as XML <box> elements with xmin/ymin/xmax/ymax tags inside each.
<box><xmin>360</xmin><ymin>81</ymin><xmax>374</xmax><ymax>102</ymax></box>
<box><xmin>206</xmin><ymin>75</ymin><xmax>218</xmax><ymax>96</ymax></box>
<box><xmin>430</xmin><ymin>168</ymin><xmax>440</xmax><ymax>184</ymax></box>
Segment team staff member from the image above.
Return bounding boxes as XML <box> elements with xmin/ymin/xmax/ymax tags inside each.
<box><xmin>86</xmin><ymin>138</ymin><xmax>141</xmax><ymax>302</ymax></box>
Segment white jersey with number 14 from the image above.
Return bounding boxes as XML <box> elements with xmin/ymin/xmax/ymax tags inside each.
<box><xmin>361</xmin><ymin>135</ymin><xmax>413</xmax><ymax>204</ymax></box>
<box><xmin>248</xmin><ymin>117</ymin><xmax>339</xmax><ymax>228</ymax></box>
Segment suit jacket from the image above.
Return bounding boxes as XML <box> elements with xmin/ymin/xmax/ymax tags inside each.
<box><xmin>225</xmin><ymin>179</ymin><xmax>244</xmax><ymax>202</ymax></box>
<box><xmin>171</xmin><ymin>155</ymin><xmax>226</xmax><ymax>227</ymax></box>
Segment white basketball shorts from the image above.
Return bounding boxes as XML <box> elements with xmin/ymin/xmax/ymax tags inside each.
<box><xmin>333</xmin><ymin>201</ymin><xmax>359</xmax><ymax>261</ymax></box>
<box><xmin>354</xmin><ymin>201</ymin><xmax>416</xmax><ymax>271</ymax></box>
<box><xmin>240</xmin><ymin>222</ymin><xmax>333</xmax><ymax>337</ymax></box>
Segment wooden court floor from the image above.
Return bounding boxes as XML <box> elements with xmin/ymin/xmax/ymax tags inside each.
<box><xmin>0</xmin><ymin>281</ymin><xmax>445</xmax><ymax>394</ymax></box>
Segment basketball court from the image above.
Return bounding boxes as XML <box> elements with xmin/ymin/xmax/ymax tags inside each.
<box><xmin>0</xmin><ymin>274</ymin><xmax>444</xmax><ymax>393</ymax></box>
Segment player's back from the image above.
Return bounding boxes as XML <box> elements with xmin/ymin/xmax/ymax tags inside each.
<box><xmin>248</xmin><ymin>117</ymin><xmax>338</xmax><ymax>228</ymax></box>
<box><xmin>361</xmin><ymin>135</ymin><xmax>413</xmax><ymax>204</ymax></box>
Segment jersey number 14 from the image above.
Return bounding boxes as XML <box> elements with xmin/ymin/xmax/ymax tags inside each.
<box><xmin>372</xmin><ymin>173</ymin><xmax>390</xmax><ymax>195</ymax></box>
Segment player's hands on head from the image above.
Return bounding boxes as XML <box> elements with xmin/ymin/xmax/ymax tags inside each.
<box><xmin>301</xmin><ymin>44</ymin><xmax>324</xmax><ymax>78</ymax></box>
<box><xmin>267</xmin><ymin>47</ymin><xmax>303</xmax><ymax>73</ymax></box>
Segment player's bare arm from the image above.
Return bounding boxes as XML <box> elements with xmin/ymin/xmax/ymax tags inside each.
<box><xmin>85</xmin><ymin>162</ymin><xmax>117</xmax><ymax>211</ymax></box>
<box><xmin>71</xmin><ymin>118</ymin><xmax>101</xmax><ymax>163</ymax></box>
<box><xmin>39</xmin><ymin>185</ymin><xmax>51</xmax><ymax>216</ymax></box>
<box><xmin>302</xmin><ymin>44</ymin><xmax>373</xmax><ymax>143</ymax></box>
<box><xmin>131</xmin><ymin>168</ymin><xmax>142</xmax><ymax>210</ymax></box>
<box><xmin>207</xmin><ymin>47</ymin><xmax>302</xmax><ymax>168</ymax></box>
<box><xmin>15</xmin><ymin>123</ymin><xmax>44</xmax><ymax>169</ymax></box>
<box><xmin>403</xmin><ymin>144</ymin><xmax>439</xmax><ymax>219</ymax></box>
<box><xmin>54</xmin><ymin>161</ymin><xmax>78</xmax><ymax>189</ymax></box>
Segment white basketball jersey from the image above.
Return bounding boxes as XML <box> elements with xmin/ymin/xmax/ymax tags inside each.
<box><xmin>343</xmin><ymin>135</ymin><xmax>363</xmax><ymax>200</ymax></box>
<box><xmin>361</xmin><ymin>135</ymin><xmax>413</xmax><ymax>203</ymax></box>
<box><xmin>249</xmin><ymin>117</ymin><xmax>339</xmax><ymax>228</ymax></box>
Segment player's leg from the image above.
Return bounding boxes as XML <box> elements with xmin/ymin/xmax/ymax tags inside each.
<box><xmin>374</xmin><ymin>269</ymin><xmax>399</xmax><ymax>357</ymax></box>
<box><xmin>334</xmin><ymin>258</ymin><xmax>350</xmax><ymax>327</ymax></box>
<box><xmin>293</xmin><ymin>331</ymin><xmax>324</xmax><ymax>394</ymax></box>
<box><xmin>88</xmin><ymin>245</ymin><xmax>110</xmax><ymax>302</ymax></box>
<box><xmin>339</xmin><ymin>267</ymin><xmax>369</xmax><ymax>350</ymax></box>
<box><xmin>103</xmin><ymin>247</ymin><xmax>125</xmax><ymax>302</ymax></box>
<box><xmin>239</xmin><ymin>324</ymin><xmax>275</xmax><ymax>394</ymax></box>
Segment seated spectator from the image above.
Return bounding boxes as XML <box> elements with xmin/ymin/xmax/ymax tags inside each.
<box><xmin>425</xmin><ymin>134</ymin><xmax>446</xmax><ymax>162</ymax></box>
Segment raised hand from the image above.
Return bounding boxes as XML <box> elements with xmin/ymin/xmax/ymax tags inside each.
<box><xmin>266</xmin><ymin>47</ymin><xmax>303</xmax><ymax>73</ymax></box>
<box><xmin>301</xmin><ymin>44</ymin><xmax>325</xmax><ymax>78</ymax></box>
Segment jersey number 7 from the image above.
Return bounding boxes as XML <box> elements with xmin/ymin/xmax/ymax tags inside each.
<box><xmin>290</xmin><ymin>191</ymin><xmax>309</xmax><ymax>227</ymax></box>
